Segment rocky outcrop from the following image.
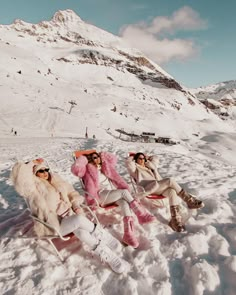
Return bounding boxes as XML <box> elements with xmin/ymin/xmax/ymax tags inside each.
<box><xmin>7</xmin><ymin>9</ymin><xmax>191</xmax><ymax>97</ymax></box>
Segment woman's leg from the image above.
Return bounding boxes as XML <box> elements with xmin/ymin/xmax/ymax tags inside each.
<box><xmin>60</xmin><ymin>215</ymin><xmax>126</xmax><ymax>273</ymax></box>
<box><xmin>161</xmin><ymin>188</ymin><xmax>185</xmax><ymax>232</ymax></box>
<box><xmin>98</xmin><ymin>189</ymin><xmax>139</xmax><ymax>247</ymax></box>
<box><xmin>99</xmin><ymin>189</ymin><xmax>133</xmax><ymax>207</ymax></box>
<box><xmin>157</xmin><ymin>179</ymin><xmax>204</xmax><ymax>209</ymax></box>
<box><xmin>144</xmin><ymin>177</ymin><xmax>182</xmax><ymax>196</ymax></box>
<box><xmin>116</xmin><ymin>199</ymin><xmax>132</xmax><ymax>216</ymax></box>
<box><xmin>99</xmin><ymin>189</ymin><xmax>155</xmax><ymax>223</ymax></box>
<box><xmin>162</xmin><ymin>188</ymin><xmax>180</xmax><ymax>206</ymax></box>
<box><xmin>60</xmin><ymin>215</ymin><xmax>97</xmax><ymax>249</ymax></box>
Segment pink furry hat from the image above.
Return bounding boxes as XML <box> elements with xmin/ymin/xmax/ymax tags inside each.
<box><xmin>33</xmin><ymin>162</ymin><xmax>49</xmax><ymax>174</ymax></box>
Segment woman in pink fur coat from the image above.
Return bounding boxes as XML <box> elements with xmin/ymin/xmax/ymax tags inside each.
<box><xmin>71</xmin><ymin>151</ymin><xmax>156</xmax><ymax>248</ymax></box>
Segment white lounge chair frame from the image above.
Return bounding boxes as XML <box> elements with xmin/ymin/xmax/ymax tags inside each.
<box><xmin>128</xmin><ymin>174</ymin><xmax>169</xmax><ymax>208</ymax></box>
<box><xmin>24</xmin><ymin>201</ymin><xmax>99</xmax><ymax>262</ymax></box>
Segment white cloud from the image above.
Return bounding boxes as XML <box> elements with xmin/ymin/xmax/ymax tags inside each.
<box><xmin>148</xmin><ymin>6</ymin><xmax>207</xmax><ymax>35</ymax></box>
<box><xmin>119</xmin><ymin>6</ymin><xmax>207</xmax><ymax>64</ymax></box>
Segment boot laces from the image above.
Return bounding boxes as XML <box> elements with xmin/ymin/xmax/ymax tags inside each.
<box><xmin>94</xmin><ymin>227</ymin><xmax>119</xmax><ymax>249</ymax></box>
<box><xmin>99</xmin><ymin>248</ymin><xmax>122</xmax><ymax>270</ymax></box>
<box><xmin>188</xmin><ymin>196</ymin><xmax>203</xmax><ymax>207</ymax></box>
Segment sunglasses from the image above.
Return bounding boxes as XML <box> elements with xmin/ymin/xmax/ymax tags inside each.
<box><xmin>92</xmin><ymin>156</ymin><xmax>99</xmax><ymax>160</ymax></box>
<box><xmin>37</xmin><ymin>168</ymin><xmax>50</xmax><ymax>173</ymax></box>
<box><xmin>138</xmin><ymin>157</ymin><xmax>145</xmax><ymax>160</ymax></box>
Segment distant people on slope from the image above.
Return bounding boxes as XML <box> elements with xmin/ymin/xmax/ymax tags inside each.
<box><xmin>126</xmin><ymin>152</ymin><xmax>205</xmax><ymax>232</ymax></box>
<box><xmin>11</xmin><ymin>128</ymin><xmax>17</xmax><ymax>135</ymax></box>
<box><xmin>11</xmin><ymin>158</ymin><xmax>127</xmax><ymax>274</ymax></box>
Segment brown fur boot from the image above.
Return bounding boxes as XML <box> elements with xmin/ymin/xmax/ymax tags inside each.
<box><xmin>178</xmin><ymin>189</ymin><xmax>204</xmax><ymax>209</ymax></box>
<box><xmin>168</xmin><ymin>205</ymin><xmax>186</xmax><ymax>232</ymax></box>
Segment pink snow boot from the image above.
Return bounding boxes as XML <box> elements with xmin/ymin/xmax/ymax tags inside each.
<box><xmin>122</xmin><ymin>216</ymin><xmax>139</xmax><ymax>248</ymax></box>
<box><xmin>130</xmin><ymin>200</ymin><xmax>156</xmax><ymax>224</ymax></box>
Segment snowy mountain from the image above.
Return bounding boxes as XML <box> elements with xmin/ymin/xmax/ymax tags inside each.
<box><xmin>1</xmin><ymin>10</ymin><xmax>236</xmax><ymax>295</ymax></box>
<box><xmin>193</xmin><ymin>80</ymin><xmax>236</xmax><ymax>101</ymax></box>
<box><xmin>192</xmin><ymin>80</ymin><xmax>236</xmax><ymax>121</ymax></box>
<box><xmin>0</xmin><ymin>9</ymin><xmax>233</xmax><ymax>141</ymax></box>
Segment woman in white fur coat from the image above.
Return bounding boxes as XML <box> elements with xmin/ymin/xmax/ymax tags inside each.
<box><xmin>11</xmin><ymin>158</ymin><xmax>127</xmax><ymax>274</ymax></box>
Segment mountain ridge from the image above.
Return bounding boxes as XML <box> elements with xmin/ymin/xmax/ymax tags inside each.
<box><xmin>0</xmin><ymin>10</ymin><xmax>234</xmax><ymax>139</ymax></box>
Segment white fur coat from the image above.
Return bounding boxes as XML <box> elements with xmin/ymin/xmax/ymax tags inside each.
<box><xmin>11</xmin><ymin>161</ymin><xmax>84</xmax><ymax>236</ymax></box>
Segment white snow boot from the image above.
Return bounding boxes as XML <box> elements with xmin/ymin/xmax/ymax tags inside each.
<box><xmin>94</xmin><ymin>242</ymin><xmax>127</xmax><ymax>274</ymax></box>
<box><xmin>91</xmin><ymin>224</ymin><xmax>121</xmax><ymax>251</ymax></box>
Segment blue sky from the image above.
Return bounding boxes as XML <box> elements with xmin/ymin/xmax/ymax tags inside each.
<box><xmin>0</xmin><ymin>0</ymin><xmax>235</xmax><ymax>88</ymax></box>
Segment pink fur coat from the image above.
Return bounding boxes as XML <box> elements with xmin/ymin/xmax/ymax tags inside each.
<box><xmin>71</xmin><ymin>152</ymin><xmax>130</xmax><ymax>206</ymax></box>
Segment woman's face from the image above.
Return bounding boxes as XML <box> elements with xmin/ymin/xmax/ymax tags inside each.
<box><xmin>136</xmin><ymin>154</ymin><xmax>146</xmax><ymax>166</ymax></box>
<box><xmin>36</xmin><ymin>168</ymin><xmax>50</xmax><ymax>180</ymax></box>
<box><xmin>90</xmin><ymin>153</ymin><xmax>101</xmax><ymax>166</ymax></box>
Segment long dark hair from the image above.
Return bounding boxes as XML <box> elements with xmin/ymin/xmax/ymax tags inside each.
<box><xmin>133</xmin><ymin>152</ymin><xmax>146</xmax><ymax>163</ymax></box>
<box><xmin>87</xmin><ymin>152</ymin><xmax>101</xmax><ymax>164</ymax></box>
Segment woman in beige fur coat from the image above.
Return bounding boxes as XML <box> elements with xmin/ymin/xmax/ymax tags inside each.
<box><xmin>11</xmin><ymin>158</ymin><xmax>127</xmax><ymax>274</ymax></box>
<box><xmin>126</xmin><ymin>152</ymin><xmax>204</xmax><ymax>233</ymax></box>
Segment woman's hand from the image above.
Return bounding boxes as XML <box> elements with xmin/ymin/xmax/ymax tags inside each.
<box><xmin>56</xmin><ymin>201</ymin><xmax>70</xmax><ymax>217</ymax></box>
<box><xmin>73</xmin><ymin>207</ymin><xmax>81</xmax><ymax>214</ymax></box>
<box><xmin>145</xmin><ymin>160</ymin><xmax>154</xmax><ymax>169</ymax></box>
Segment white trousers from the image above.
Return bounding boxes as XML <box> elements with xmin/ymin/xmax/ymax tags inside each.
<box><xmin>98</xmin><ymin>189</ymin><xmax>133</xmax><ymax>216</ymax></box>
<box><xmin>60</xmin><ymin>214</ymin><xmax>97</xmax><ymax>249</ymax></box>
<box><xmin>143</xmin><ymin>177</ymin><xmax>181</xmax><ymax>206</ymax></box>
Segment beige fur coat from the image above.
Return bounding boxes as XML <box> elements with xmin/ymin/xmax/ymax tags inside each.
<box><xmin>126</xmin><ymin>155</ymin><xmax>162</xmax><ymax>189</ymax></box>
<box><xmin>11</xmin><ymin>161</ymin><xmax>84</xmax><ymax>236</ymax></box>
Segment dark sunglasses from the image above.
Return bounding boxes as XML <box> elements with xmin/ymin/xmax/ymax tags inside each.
<box><xmin>37</xmin><ymin>168</ymin><xmax>50</xmax><ymax>173</ymax></box>
<box><xmin>138</xmin><ymin>157</ymin><xmax>145</xmax><ymax>160</ymax></box>
<box><xmin>92</xmin><ymin>155</ymin><xmax>99</xmax><ymax>160</ymax></box>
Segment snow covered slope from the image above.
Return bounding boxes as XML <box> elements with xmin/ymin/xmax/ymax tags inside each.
<box><xmin>192</xmin><ymin>80</ymin><xmax>236</xmax><ymax>101</ymax></box>
<box><xmin>0</xmin><ymin>10</ymin><xmax>236</xmax><ymax>295</ymax></box>
<box><xmin>1</xmin><ymin>137</ymin><xmax>236</xmax><ymax>295</ymax></box>
<box><xmin>0</xmin><ymin>9</ymin><xmax>233</xmax><ymax>140</ymax></box>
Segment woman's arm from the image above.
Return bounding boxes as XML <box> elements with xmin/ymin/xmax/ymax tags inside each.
<box><xmin>52</xmin><ymin>173</ymin><xmax>84</xmax><ymax>214</ymax></box>
<box><xmin>11</xmin><ymin>161</ymin><xmax>54</xmax><ymax>236</ymax></box>
<box><xmin>11</xmin><ymin>161</ymin><xmax>38</xmax><ymax>198</ymax></box>
<box><xmin>148</xmin><ymin>155</ymin><xmax>159</xmax><ymax>168</ymax></box>
<box><xmin>100</xmin><ymin>151</ymin><xmax>117</xmax><ymax>166</ymax></box>
<box><xmin>68</xmin><ymin>189</ymin><xmax>84</xmax><ymax>213</ymax></box>
<box><xmin>146</xmin><ymin>155</ymin><xmax>162</xmax><ymax>180</ymax></box>
<box><xmin>71</xmin><ymin>155</ymin><xmax>88</xmax><ymax>178</ymax></box>
<box><xmin>125</xmin><ymin>156</ymin><xmax>137</xmax><ymax>175</ymax></box>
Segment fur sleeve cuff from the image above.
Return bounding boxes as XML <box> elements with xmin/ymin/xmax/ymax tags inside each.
<box><xmin>71</xmin><ymin>156</ymin><xmax>88</xmax><ymax>177</ymax></box>
<box><xmin>100</xmin><ymin>152</ymin><xmax>117</xmax><ymax>166</ymax></box>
